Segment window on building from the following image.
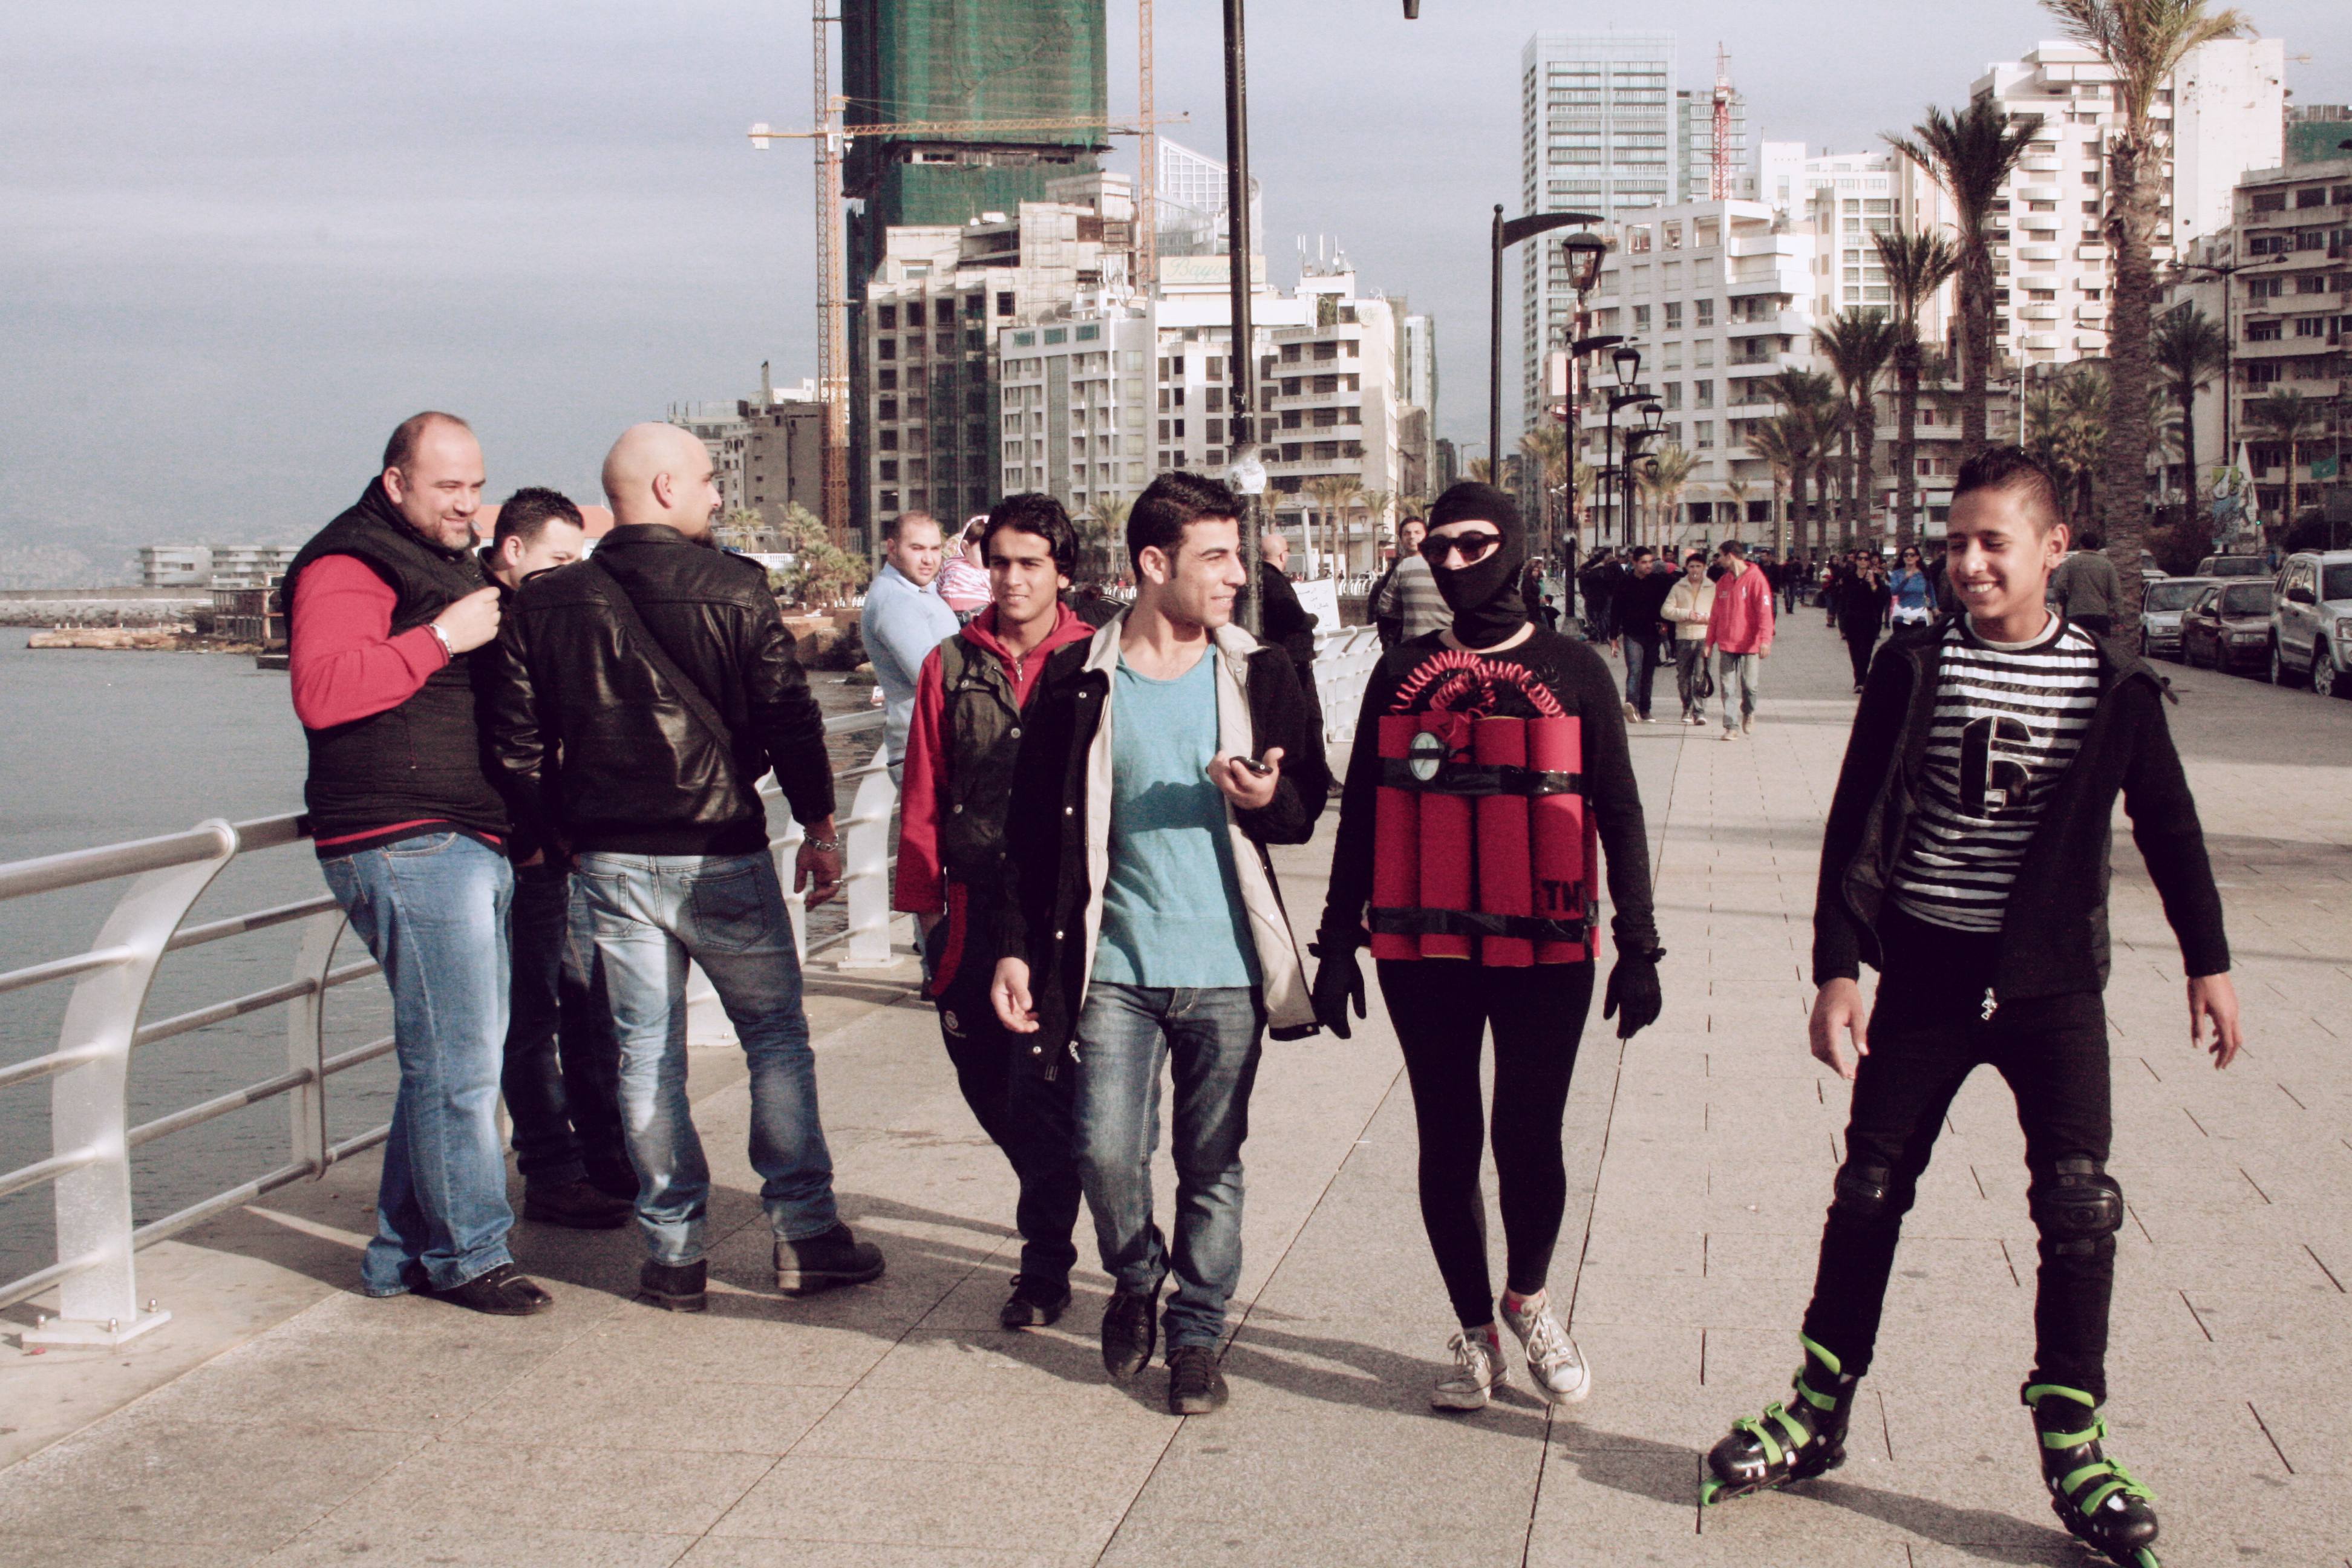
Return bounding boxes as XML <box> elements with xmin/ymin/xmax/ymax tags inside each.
<box><xmin>1633</xmin><ymin>304</ymin><xmax>1651</xmax><ymax>329</ymax></box>
<box><xmin>1663</xmin><ymin>382</ymin><xmax>1682</xmax><ymax>410</ymax></box>
<box><xmin>878</xmin><ymin>339</ymin><xmax>897</xmax><ymax>361</ymax></box>
<box><xmin>878</xmin><ymin>305</ymin><xmax>898</xmax><ymax>330</ymax></box>
<box><xmin>880</xmin><ymin>430</ymin><xmax>899</xmax><ymax>451</ymax></box>
<box><xmin>1694</xmin><ymin>380</ymin><xmax>1713</xmax><ymax>408</ymax></box>
<box><xmin>2246</xmin><ymin>319</ymin><xmax>2282</xmax><ymax>341</ymax></box>
<box><xmin>906</xmin><ymin>301</ymin><xmax>926</xmax><ymax>327</ymax></box>
<box><xmin>2249</xmin><ymin>191</ymin><xmax>2288</xmax><ymax>213</ymax></box>
<box><xmin>2295</xmin><ymin>316</ymin><xmax>2328</xmax><ymax>338</ymax></box>
<box><xmin>1696</xmin><ymin>420</ymin><xmax>1714</xmax><ymax>448</ymax></box>
<box><xmin>2081</xmin><ymin>200</ymin><xmax>2101</xmax><ymax>215</ymax></box>
<box><xmin>995</xmin><ymin>291</ymin><xmax>1015</xmax><ymax>316</ymax></box>
<box><xmin>878</xmin><ymin>460</ymin><xmax>898</xmax><ymax>482</ymax></box>
<box><xmin>879</xmin><ymin>397</ymin><xmax>898</xmax><ymax>421</ymax></box>
<box><xmin>1664</xmin><ymin>301</ymin><xmax>1683</xmax><ymax>328</ymax></box>
<box><xmin>1695</xmin><ymin>298</ymin><xmax>1715</xmax><ymax>327</ymax></box>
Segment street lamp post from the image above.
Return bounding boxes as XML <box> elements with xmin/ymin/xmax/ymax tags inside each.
<box><xmin>1222</xmin><ymin>0</ymin><xmax>1262</xmax><ymax>633</ymax></box>
<box><xmin>2169</xmin><ymin>252</ymin><xmax>2284</xmax><ymax>529</ymax></box>
<box><xmin>1489</xmin><ymin>206</ymin><xmax>1602</xmax><ymax>479</ymax></box>
<box><xmin>1601</xmin><ymin>345</ymin><xmax>1643</xmax><ymax>550</ymax></box>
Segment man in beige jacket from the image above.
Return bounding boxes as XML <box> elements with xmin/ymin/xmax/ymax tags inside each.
<box><xmin>1662</xmin><ymin>550</ymin><xmax>1717</xmax><ymax>726</ymax></box>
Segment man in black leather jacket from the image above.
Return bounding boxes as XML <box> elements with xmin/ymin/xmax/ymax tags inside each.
<box><xmin>482</xmin><ymin>422</ymin><xmax>884</xmax><ymax>1314</ymax></box>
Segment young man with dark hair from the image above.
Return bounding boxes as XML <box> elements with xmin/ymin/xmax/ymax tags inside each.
<box><xmin>1614</xmin><ymin>546</ymin><xmax>1674</xmax><ymax>724</ymax></box>
<box><xmin>894</xmin><ymin>493</ymin><xmax>1097</xmax><ymax>1330</ymax></box>
<box><xmin>1701</xmin><ymin>446</ymin><xmax>2243</xmax><ymax>1568</ymax></box>
<box><xmin>990</xmin><ymin>470</ymin><xmax>1331</xmax><ymax>1415</ymax></box>
<box><xmin>1704</xmin><ymin>540</ymin><xmax>1774</xmax><ymax>738</ymax></box>
<box><xmin>475</xmin><ymin>488</ymin><xmax>633</xmax><ymax>1229</ymax></box>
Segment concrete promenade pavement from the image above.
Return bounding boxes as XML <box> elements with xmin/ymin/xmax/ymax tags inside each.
<box><xmin>2</xmin><ymin>614</ymin><xmax>2347</xmax><ymax>1566</ymax></box>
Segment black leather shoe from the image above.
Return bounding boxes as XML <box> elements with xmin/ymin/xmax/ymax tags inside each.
<box><xmin>524</xmin><ymin>1178</ymin><xmax>633</xmax><ymax>1229</ymax></box>
<box><xmin>1167</xmin><ymin>1345</ymin><xmax>1229</xmax><ymax>1414</ymax></box>
<box><xmin>999</xmin><ymin>1274</ymin><xmax>1073</xmax><ymax>1330</ymax></box>
<box><xmin>774</xmin><ymin>1224</ymin><xmax>886</xmax><ymax>1296</ymax></box>
<box><xmin>421</xmin><ymin>1262</ymin><xmax>554</xmax><ymax>1316</ymax></box>
<box><xmin>1100</xmin><ymin>1285</ymin><xmax>1158</xmax><ymax>1380</ymax></box>
<box><xmin>638</xmin><ymin>1258</ymin><xmax>707</xmax><ymax>1312</ymax></box>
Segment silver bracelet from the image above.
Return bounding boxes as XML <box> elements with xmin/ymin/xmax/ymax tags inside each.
<box><xmin>426</xmin><ymin>622</ymin><xmax>454</xmax><ymax>659</ymax></box>
<box><xmin>803</xmin><ymin>835</ymin><xmax>841</xmax><ymax>854</ymax></box>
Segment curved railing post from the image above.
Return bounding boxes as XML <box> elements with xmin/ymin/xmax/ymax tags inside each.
<box><xmin>286</xmin><ymin>909</ymin><xmax>347</xmax><ymax>1179</ymax></box>
<box><xmin>25</xmin><ymin>818</ymin><xmax>238</xmax><ymax>1347</ymax></box>
<box><xmin>834</xmin><ymin>766</ymin><xmax>899</xmax><ymax>970</ymax></box>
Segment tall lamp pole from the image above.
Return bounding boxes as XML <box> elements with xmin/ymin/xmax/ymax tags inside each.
<box><xmin>1490</xmin><ymin>206</ymin><xmax>1602</xmax><ymax>481</ymax></box>
<box><xmin>1223</xmin><ymin>0</ymin><xmax>1261</xmax><ymax>633</ymax></box>
<box><xmin>1600</xmin><ymin>345</ymin><xmax>1644</xmax><ymax>549</ymax></box>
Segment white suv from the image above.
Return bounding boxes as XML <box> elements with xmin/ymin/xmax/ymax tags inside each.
<box><xmin>2269</xmin><ymin>550</ymin><xmax>2352</xmax><ymax>698</ymax></box>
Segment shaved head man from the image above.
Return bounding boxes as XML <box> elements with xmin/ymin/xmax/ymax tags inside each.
<box><xmin>483</xmin><ymin>425</ymin><xmax>885</xmax><ymax>1313</ymax></box>
<box><xmin>603</xmin><ymin>422</ymin><xmax>723</xmax><ymax>537</ymax></box>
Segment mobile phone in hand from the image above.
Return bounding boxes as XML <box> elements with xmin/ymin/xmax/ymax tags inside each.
<box><xmin>1237</xmin><ymin>755</ymin><xmax>1274</xmax><ymax>776</ymax></box>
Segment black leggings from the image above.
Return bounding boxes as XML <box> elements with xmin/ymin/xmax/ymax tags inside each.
<box><xmin>1378</xmin><ymin>959</ymin><xmax>1596</xmax><ymax>1328</ymax></box>
<box><xmin>1803</xmin><ymin>910</ymin><xmax>2115</xmax><ymax>1398</ymax></box>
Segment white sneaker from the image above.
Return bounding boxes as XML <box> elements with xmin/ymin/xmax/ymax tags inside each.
<box><xmin>1686</xmin><ymin>710</ymin><xmax>1706</xmax><ymax>727</ymax></box>
<box><xmin>1720</xmin><ymin>728</ymin><xmax>1739</xmax><ymax>742</ymax></box>
<box><xmin>1741</xmin><ymin>714</ymin><xmax>1756</xmax><ymax>735</ymax></box>
<box><xmin>1622</xmin><ymin>701</ymin><xmax>1640</xmax><ymax>722</ymax></box>
<box><xmin>1501</xmin><ymin>1292</ymin><xmax>1591</xmax><ymax>1405</ymax></box>
<box><xmin>1431</xmin><ymin>1328</ymin><xmax>1506</xmax><ymax>1411</ymax></box>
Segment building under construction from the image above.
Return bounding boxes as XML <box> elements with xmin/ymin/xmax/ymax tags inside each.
<box><xmin>841</xmin><ymin>0</ymin><xmax>1109</xmax><ymax>546</ymax></box>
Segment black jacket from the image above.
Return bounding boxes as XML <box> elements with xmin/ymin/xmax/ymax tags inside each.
<box><xmin>998</xmin><ymin>619</ymin><xmax>1333</xmax><ymax>1072</ymax></box>
<box><xmin>482</xmin><ymin>524</ymin><xmax>835</xmax><ymax>858</ymax></box>
<box><xmin>283</xmin><ymin>482</ymin><xmax>506</xmax><ymax>845</ymax></box>
<box><xmin>1814</xmin><ymin>620</ymin><xmax>2229</xmax><ymax>999</ymax></box>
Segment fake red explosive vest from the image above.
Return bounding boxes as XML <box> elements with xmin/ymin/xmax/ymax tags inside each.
<box><xmin>1368</xmin><ymin>648</ymin><xmax>1599</xmax><ymax>965</ymax></box>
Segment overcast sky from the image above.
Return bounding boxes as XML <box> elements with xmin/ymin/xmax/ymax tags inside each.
<box><xmin>4</xmin><ymin>1</ymin><xmax>2344</xmax><ymax>570</ymax></box>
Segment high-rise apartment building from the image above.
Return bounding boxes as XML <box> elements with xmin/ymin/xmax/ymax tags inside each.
<box><xmin>862</xmin><ymin>172</ymin><xmax>1134</xmax><ymax>534</ymax></box>
<box><xmin>1521</xmin><ymin>33</ymin><xmax>1679</xmax><ymax>426</ymax></box>
<box><xmin>1970</xmin><ymin>37</ymin><xmax>2282</xmax><ymax>372</ymax></box>
<box><xmin>1677</xmin><ymin>81</ymin><xmax>1753</xmax><ymax>203</ymax></box>
<box><xmin>841</xmin><ymin>0</ymin><xmax>1109</xmax><ymax>550</ymax></box>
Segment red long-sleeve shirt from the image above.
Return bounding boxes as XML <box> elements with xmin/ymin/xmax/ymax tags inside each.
<box><xmin>893</xmin><ymin>604</ymin><xmax>1094</xmax><ymax>915</ymax></box>
<box><xmin>288</xmin><ymin>555</ymin><xmax>450</xmax><ymax>728</ymax></box>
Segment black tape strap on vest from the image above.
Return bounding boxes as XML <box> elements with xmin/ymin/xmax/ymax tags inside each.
<box><xmin>1379</xmin><ymin>759</ymin><xmax>1583</xmax><ymax>799</ymax></box>
<box><xmin>1370</xmin><ymin>907</ymin><xmax>1592</xmax><ymax>943</ymax></box>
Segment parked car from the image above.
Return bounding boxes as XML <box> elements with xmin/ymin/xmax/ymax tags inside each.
<box><xmin>2179</xmin><ymin>580</ymin><xmax>2276</xmax><ymax>675</ymax></box>
<box><xmin>2196</xmin><ymin>554</ymin><xmax>2272</xmax><ymax>579</ymax></box>
<box><xmin>2140</xmin><ymin>577</ymin><xmax>2218</xmax><ymax>660</ymax></box>
<box><xmin>2268</xmin><ymin>549</ymin><xmax>2352</xmax><ymax>699</ymax></box>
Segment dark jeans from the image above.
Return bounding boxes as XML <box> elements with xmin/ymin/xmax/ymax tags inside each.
<box><xmin>1622</xmin><ymin>635</ymin><xmax>1662</xmax><ymax>717</ymax></box>
<box><xmin>928</xmin><ymin>917</ymin><xmax>1082</xmax><ymax>1289</ymax></box>
<box><xmin>1802</xmin><ymin>909</ymin><xmax>2115</xmax><ymax>1399</ymax></box>
<box><xmin>506</xmin><ymin>864</ymin><xmax>629</xmax><ymax>1193</ymax></box>
<box><xmin>1843</xmin><ymin>626</ymin><xmax>1880</xmax><ymax>687</ymax></box>
<box><xmin>1073</xmin><ymin>982</ymin><xmax>1265</xmax><ymax>1351</ymax></box>
<box><xmin>1673</xmin><ymin>639</ymin><xmax>1708</xmax><ymax>717</ymax></box>
<box><xmin>1378</xmin><ymin>959</ymin><xmax>1596</xmax><ymax>1328</ymax></box>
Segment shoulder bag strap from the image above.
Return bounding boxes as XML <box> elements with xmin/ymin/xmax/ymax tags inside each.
<box><xmin>581</xmin><ymin>556</ymin><xmax>739</xmax><ymax>759</ymax></box>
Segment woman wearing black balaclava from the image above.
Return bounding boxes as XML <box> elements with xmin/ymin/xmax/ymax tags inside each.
<box><xmin>1310</xmin><ymin>482</ymin><xmax>1663</xmax><ymax>1413</ymax></box>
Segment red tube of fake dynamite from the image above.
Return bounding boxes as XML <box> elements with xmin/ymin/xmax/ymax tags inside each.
<box><xmin>1370</xmin><ymin>714</ymin><xmax>1422</xmax><ymax>962</ymax></box>
<box><xmin>1527</xmin><ymin>716</ymin><xmax>1589</xmax><ymax>962</ymax></box>
<box><xmin>1417</xmin><ymin>713</ymin><xmax>1474</xmax><ymax>959</ymax></box>
<box><xmin>1472</xmin><ymin>716</ymin><xmax>1534</xmax><ymax>967</ymax></box>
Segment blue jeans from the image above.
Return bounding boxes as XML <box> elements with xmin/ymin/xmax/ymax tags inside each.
<box><xmin>1622</xmin><ymin>635</ymin><xmax>1661</xmax><ymax>718</ymax></box>
<box><xmin>1717</xmin><ymin>650</ymin><xmax>1763</xmax><ymax>731</ymax></box>
<box><xmin>1073</xmin><ymin>982</ymin><xmax>1265</xmax><ymax>1351</ymax></box>
<box><xmin>572</xmin><ymin>851</ymin><xmax>838</xmax><ymax>1265</ymax></box>
<box><xmin>321</xmin><ymin>832</ymin><xmax>516</xmax><ymax>1296</ymax></box>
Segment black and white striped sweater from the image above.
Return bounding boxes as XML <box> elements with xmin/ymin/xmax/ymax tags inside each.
<box><xmin>1889</xmin><ymin>615</ymin><xmax>2102</xmax><ymax>933</ymax></box>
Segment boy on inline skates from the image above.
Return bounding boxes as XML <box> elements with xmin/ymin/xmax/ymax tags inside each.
<box><xmin>1699</xmin><ymin>448</ymin><xmax>2243</xmax><ymax>1568</ymax></box>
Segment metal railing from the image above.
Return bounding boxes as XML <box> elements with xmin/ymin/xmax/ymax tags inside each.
<box><xmin>2</xmin><ymin>625</ymin><xmax>1375</xmax><ymax>1348</ymax></box>
<box><xmin>0</xmin><ymin>710</ymin><xmax>892</xmax><ymax>1345</ymax></box>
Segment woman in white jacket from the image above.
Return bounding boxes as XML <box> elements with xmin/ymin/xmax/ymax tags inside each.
<box><xmin>1660</xmin><ymin>552</ymin><xmax>1716</xmax><ymax>726</ymax></box>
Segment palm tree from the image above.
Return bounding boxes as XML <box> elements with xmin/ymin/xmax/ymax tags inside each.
<box><xmin>1468</xmin><ymin>457</ymin><xmax>1494</xmax><ymax>483</ymax></box>
<box><xmin>1519</xmin><ymin>425</ymin><xmax>1570</xmax><ymax>558</ymax></box>
<box><xmin>2026</xmin><ymin>364</ymin><xmax>2111</xmax><ymax>528</ymax></box>
<box><xmin>1087</xmin><ymin>494</ymin><xmax>1134</xmax><ymax>582</ymax></box>
<box><xmin>1303</xmin><ymin>474</ymin><xmax>1361</xmax><ymax>576</ymax></box>
<box><xmin>2040</xmin><ymin>0</ymin><xmax>2250</xmax><ymax>605</ymax></box>
<box><xmin>2247</xmin><ymin>389</ymin><xmax>2322</xmax><ymax>537</ymax></box>
<box><xmin>1815</xmin><ymin>309</ymin><xmax>1898</xmax><ymax>547</ymax></box>
<box><xmin>1638</xmin><ymin>445</ymin><xmax>1697</xmax><ymax>548</ymax></box>
<box><xmin>1887</xmin><ymin>100</ymin><xmax>2042</xmax><ymax>462</ymax></box>
<box><xmin>1723</xmin><ymin>475</ymin><xmax>1753</xmax><ymax>547</ymax></box>
<box><xmin>2152</xmin><ymin>301</ymin><xmax>2227</xmax><ymax>526</ymax></box>
<box><xmin>1748</xmin><ymin>414</ymin><xmax>1802</xmax><ymax>559</ymax></box>
<box><xmin>1768</xmin><ymin>368</ymin><xmax>1840</xmax><ymax>555</ymax></box>
<box><xmin>1873</xmin><ymin>227</ymin><xmax>1962</xmax><ymax>550</ymax></box>
<box><xmin>1354</xmin><ymin>489</ymin><xmax>1394</xmax><ymax>576</ymax></box>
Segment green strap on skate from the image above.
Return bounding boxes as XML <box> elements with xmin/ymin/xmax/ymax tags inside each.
<box><xmin>1792</xmin><ymin>1335</ymin><xmax>1846</xmax><ymax>1411</ymax></box>
<box><xmin>1731</xmin><ymin>1401</ymin><xmax>1812</xmax><ymax>1465</ymax></box>
<box><xmin>1798</xmin><ymin>1333</ymin><xmax>1842</xmax><ymax>1377</ymax></box>
<box><xmin>2024</xmin><ymin>1384</ymin><xmax>2156</xmax><ymax>1514</ymax></box>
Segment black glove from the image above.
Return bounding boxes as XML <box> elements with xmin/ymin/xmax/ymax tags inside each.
<box><xmin>1601</xmin><ymin>947</ymin><xmax>1664</xmax><ymax>1040</ymax></box>
<box><xmin>1308</xmin><ymin>933</ymin><xmax>1367</xmax><ymax>1040</ymax></box>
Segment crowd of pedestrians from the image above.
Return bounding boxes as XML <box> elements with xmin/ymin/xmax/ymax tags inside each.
<box><xmin>283</xmin><ymin>417</ymin><xmax>2246</xmax><ymax>1550</ymax></box>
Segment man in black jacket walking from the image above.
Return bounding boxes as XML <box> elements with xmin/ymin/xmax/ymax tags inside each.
<box><xmin>484</xmin><ymin>423</ymin><xmax>883</xmax><ymax>1313</ymax></box>
<box><xmin>1700</xmin><ymin>449</ymin><xmax>2243</xmax><ymax>1568</ymax></box>
<box><xmin>990</xmin><ymin>471</ymin><xmax>1331</xmax><ymax>1416</ymax></box>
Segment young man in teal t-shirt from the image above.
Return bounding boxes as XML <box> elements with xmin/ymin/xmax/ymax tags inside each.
<box><xmin>991</xmin><ymin>471</ymin><xmax>1330</xmax><ymax>1416</ymax></box>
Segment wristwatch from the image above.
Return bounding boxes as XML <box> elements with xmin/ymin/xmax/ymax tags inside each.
<box><xmin>426</xmin><ymin>622</ymin><xmax>454</xmax><ymax>660</ymax></box>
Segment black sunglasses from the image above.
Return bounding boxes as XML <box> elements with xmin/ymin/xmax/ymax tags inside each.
<box><xmin>1420</xmin><ymin>531</ymin><xmax>1504</xmax><ymax>565</ymax></box>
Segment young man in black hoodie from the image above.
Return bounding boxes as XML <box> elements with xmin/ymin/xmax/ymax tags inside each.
<box><xmin>1700</xmin><ymin>449</ymin><xmax>2243</xmax><ymax>1568</ymax></box>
